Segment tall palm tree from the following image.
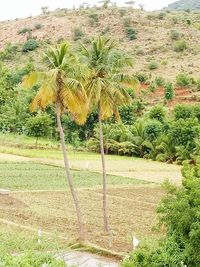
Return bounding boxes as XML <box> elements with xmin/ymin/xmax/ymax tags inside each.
<box><xmin>81</xmin><ymin>36</ymin><xmax>138</xmax><ymax>232</ymax></box>
<box><xmin>22</xmin><ymin>43</ymin><xmax>88</xmax><ymax>241</ymax></box>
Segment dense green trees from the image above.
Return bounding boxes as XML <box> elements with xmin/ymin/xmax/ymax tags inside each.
<box><xmin>122</xmin><ymin>161</ymin><xmax>200</xmax><ymax>266</ymax></box>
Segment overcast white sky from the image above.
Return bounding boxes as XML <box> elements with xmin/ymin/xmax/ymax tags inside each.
<box><xmin>0</xmin><ymin>0</ymin><xmax>176</xmax><ymax>21</ymax></box>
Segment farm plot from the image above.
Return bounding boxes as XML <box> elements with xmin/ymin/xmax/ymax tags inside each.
<box><xmin>0</xmin><ymin>161</ymin><xmax>165</xmax><ymax>254</ymax></box>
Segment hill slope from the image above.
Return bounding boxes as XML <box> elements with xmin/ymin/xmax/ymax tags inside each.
<box><xmin>0</xmin><ymin>7</ymin><xmax>199</xmax><ymax>83</ymax></box>
<box><xmin>166</xmin><ymin>0</ymin><xmax>200</xmax><ymax>10</ymax></box>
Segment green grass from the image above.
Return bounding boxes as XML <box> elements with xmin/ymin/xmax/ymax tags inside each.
<box><xmin>0</xmin><ymin>225</ymin><xmax>69</xmax><ymax>254</ymax></box>
<box><xmin>0</xmin><ymin>162</ymin><xmax>148</xmax><ymax>191</ymax></box>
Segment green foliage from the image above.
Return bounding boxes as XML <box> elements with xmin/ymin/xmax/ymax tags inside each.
<box><xmin>157</xmin><ymin>12</ymin><xmax>166</xmax><ymax>20</ymax></box>
<box><xmin>164</xmin><ymin>82</ymin><xmax>174</xmax><ymax>100</ymax></box>
<box><xmin>22</xmin><ymin>39</ymin><xmax>39</xmax><ymax>52</ymax></box>
<box><xmin>34</xmin><ymin>23</ymin><xmax>43</xmax><ymax>30</ymax></box>
<box><xmin>135</xmin><ymin>73</ymin><xmax>148</xmax><ymax>83</ymax></box>
<box><xmin>176</xmin><ymin>73</ymin><xmax>191</xmax><ymax>87</ymax></box>
<box><xmin>88</xmin><ymin>13</ymin><xmax>99</xmax><ymax>27</ymax></box>
<box><xmin>195</xmin><ymin>78</ymin><xmax>200</xmax><ymax>90</ymax></box>
<box><xmin>126</xmin><ymin>27</ymin><xmax>137</xmax><ymax>40</ymax></box>
<box><xmin>174</xmin><ymin>104</ymin><xmax>193</xmax><ymax>120</ymax></box>
<box><xmin>155</xmin><ymin>76</ymin><xmax>165</xmax><ymax>87</ymax></box>
<box><xmin>0</xmin><ymin>252</ymin><xmax>66</xmax><ymax>266</ymax></box>
<box><xmin>144</xmin><ymin>120</ymin><xmax>163</xmax><ymax>141</ymax></box>
<box><xmin>18</xmin><ymin>27</ymin><xmax>32</xmax><ymax>35</ymax></box>
<box><xmin>174</xmin><ymin>39</ymin><xmax>187</xmax><ymax>52</ymax></box>
<box><xmin>0</xmin><ymin>43</ymin><xmax>18</xmax><ymax>61</ymax></box>
<box><xmin>122</xmin><ymin>161</ymin><xmax>200</xmax><ymax>266</ymax></box>
<box><xmin>73</xmin><ymin>27</ymin><xmax>84</xmax><ymax>41</ymax></box>
<box><xmin>148</xmin><ymin>61</ymin><xmax>158</xmax><ymax>70</ymax></box>
<box><xmin>26</xmin><ymin>113</ymin><xmax>53</xmax><ymax>146</ymax></box>
<box><xmin>170</xmin><ymin>29</ymin><xmax>181</xmax><ymax>40</ymax></box>
<box><xmin>149</xmin><ymin>105</ymin><xmax>166</xmax><ymax>123</ymax></box>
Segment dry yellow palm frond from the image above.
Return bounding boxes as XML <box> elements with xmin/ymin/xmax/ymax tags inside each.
<box><xmin>31</xmin><ymin>84</ymin><xmax>56</xmax><ymax>111</ymax></box>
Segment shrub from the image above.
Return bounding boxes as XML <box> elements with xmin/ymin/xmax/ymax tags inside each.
<box><xmin>157</xmin><ymin>12</ymin><xmax>166</xmax><ymax>20</ymax></box>
<box><xmin>123</xmin><ymin>16</ymin><xmax>132</xmax><ymax>27</ymax></box>
<box><xmin>148</xmin><ymin>61</ymin><xmax>158</xmax><ymax>70</ymax></box>
<box><xmin>18</xmin><ymin>27</ymin><xmax>32</xmax><ymax>35</ymax></box>
<box><xmin>22</xmin><ymin>39</ymin><xmax>38</xmax><ymax>52</ymax></box>
<box><xmin>34</xmin><ymin>23</ymin><xmax>43</xmax><ymax>30</ymax></box>
<box><xmin>176</xmin><ymin>73</ymin><xmax>191</xmax><ymax>87</ymax></box>
<box><xmin>174</xmin><ymin>40</ymin><xmax>187</xmax><ymax>52</ymax></box>
<box><xmin>164</xmin><ymin>82</ymin><xmax>174</xmax><ymax>101</ymax></box>
<box><xmin>26</xmin><ymin>113</ymin><xmax>52</xmax><ymax>147</ymax></box>
<box><xmin>88</xmin><ymin>13</ymin><xmax>99</xmax><ymax>27</ymax></box>
<box><xmin>174</xmin><ymin>104</ymin><xmax>193</xmax><ymax>120</ymax></box>
<box><xmin>196</xmin><ymin>78</ymin><xmax>200</xmax><ymax>90</ymax></box>
<box><xmin>101</xmin><ymin>26</ymin><xmax>110</xmax><ymax>35</ymax></box>
<box><xmin>170</xmin><ymin>29</ymin><xmax>181</xmax><ymax>40</ymax></box>
<box><xmin>122</xmin><ymin>161</ymin><xmax>200</xmax><ymax>266</ymax></box>
<box><xmin>73</xmin><ymin>27</ymin><xmax>84</xmax><ymax>41</ymax></box>
<box><xmin>155</xmin><ymin>76</ymin><xmax>165</xmax><ymax>87</ymax></box>
<box><xmin>148</xmin><ymin>83</ymin><xmax>157</xmax><ymax>92</ymax></box>
<box><xmin>144</xmin><ymin>120</ymin><xmax>163</xmax><ymax>141</ymax></box>
<box><xmin>136</xmin><ymin>73</ymin><xmax>148</xmax><ymax>83</ymax></box>
<box><xmin>126</xmin><ymin>27</ymin><xmax>137</xmax><ymax>40</ymax></box>
<box><xmin>149</xmin><ymin>105</ymin><xmax>166</xmax><ymax>123</ymax></box>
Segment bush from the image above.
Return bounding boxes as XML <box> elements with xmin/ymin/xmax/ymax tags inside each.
<box><xmin>88</xmin><ymin>13</ymin><xmax>99</xmax><ymax>27</ymax></box>
<box><xmin>122</xmin><ymin>162</ymin><xmax>200</xmax><ymax>266</ymax></box>
<box><xmin>22</xmin><ymin>39</ymin><xmax>38</xmax><ymax>52</ymax></box>
<box><xmin>176</xmin><ymin>73</ymin><xmax>191</xmax><ymax>87</ymax></box>
<box><xmin>148</xmin><ymin>61</ymin><xmax>158</xmax><ymax>70</ymax></box>
<box><xmin>155</xmin><ymin>76</ymin><xmax>165</xmax><ymax>87</ymax></box>
<box><xmin>26</xmin><ymin>113</ymin><xmax>52</xmax><ymax>147</ymax></box>
<box><xmin>164</xmin><ymin>82</ymin><xmax>174</xmax><ymax>101</ymax></box>
<box><xmin>157</xmin><ymin>12</ymin><xmax>166</xmax><ymax>20</ymax></box>
<box><xmin>170</xmin><ymin>29</ymin><xmax>181</xmax><ymax>40</ymax></box>
<box><xmin>196</xmin><ymin>78</ymin><xmax>200</xmax><ymax>90</ymax></box>
<box><xmin>126</xmin><ymin>27</ymin><xmax>137</xmax><ymax>40</ymax></box>
<box><xmin>34</xmin><ymin>23</ymin><xmax>43</xmax><ymax>30</ymax></box>
<box><xmin>73</xmin><ymin>27</ymin><xmax>84</xmax><ymax>41</ymax></box>
<box><xmin>144</xmin><ymin>120</ymin><xmax>163</xmax><ymax>141</ymax></box>
<box><xmin>123</xmin><ymin>16</ymin><xmax>132</xmax><ymax>27</ymax></box>
<box><xmin>174</xmin><ymin>40</ymin><xmax>187</xmax><ymax>52</ymax></box>
<box><xmin>174</xmin><ymin>104</ymin><xmax>193</xmax><ymax>120</ymax></box>
<box><xmin>136</xmin><ymin>73</ymin><xmax>149</xmax><ymax>83</ymax></box>
<box><xmin>149</xmin><ymin>105</ymin><xmax>166</xmax><ymax>122</ymax></box>
<box><xmin>18</xmin><ymin>27</ymin><xmax>32</xmax><ymax>35</ymax></box>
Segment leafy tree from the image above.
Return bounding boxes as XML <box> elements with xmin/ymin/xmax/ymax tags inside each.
<box><xmin>22</xmin><ymin>42</ymin><xmax>88</xmax><ymax>241</ymax></box>
<box><xmin>122</xmin><ymin>161</ymin><xmax>200</xmax><ymax>266</ymax></box>
<box><xmin>26</xmin><ymin>113</ymin><xmax>53</xmax><ymax>148</ymax></box>
<box><xmin>81</xmin><ymin>36</ymin><xmax>138</xmax><ymax>232</ymax></box>
<box><xmin>174</xmin><ymin>104</ymin><xmax>192</xmax><ymax>120</ymax></box>
<box><xmin>149</xmin><ymin>105</ymin><xmax>166</xmax><ymax>123</ymax></box>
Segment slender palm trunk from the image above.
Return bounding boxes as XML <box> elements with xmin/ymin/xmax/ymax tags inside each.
<box><xmin>56</xmin><ymin>101</ymin><xmax>85</xmax><ymax>241</ymax></box>
<box><xmin>98</xmin><ymin>107</ymin><xmax>109</xmax><ymax>233</ymax></box>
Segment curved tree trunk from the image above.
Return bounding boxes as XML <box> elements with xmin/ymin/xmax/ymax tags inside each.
<box><xmin>98</xmin><ymin>107</ymin><xmax>109</xmax><ymax>233</ymax></box>
<box><xmin>56</xmin><ymin>101</ymin><xmax>85</xmax><ymax>241</ymax></box>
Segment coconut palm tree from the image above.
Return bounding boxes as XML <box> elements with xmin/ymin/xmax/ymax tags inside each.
<box><xmin>81</xmin><ymin>36</ymin><xmax>138</xmax><ymax>232</ymax></box>
<box><xmin>22</xmin><ymin>43</ymin><xmax>88</xmax><ymax>241</ymax></box>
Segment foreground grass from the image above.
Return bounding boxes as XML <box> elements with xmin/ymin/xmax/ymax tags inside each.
<box><xmin>0</xmin><ymin>224</ymin><xmax>69</xmax><ymax>254</ymax></box>
<box><xmin>0</xmin><ymin>162</ymin><xmax>148</xmax><ymax>191</ymax></box>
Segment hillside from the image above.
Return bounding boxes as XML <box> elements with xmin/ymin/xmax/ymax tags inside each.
<box><xmin>0</xmin><ymin>6</ymin><xmax>200</xmax><ymax>109</ymax></box>
<box><xmin>166</xmin><ymin>0</ymin><xmax>200</xmax><ymax>11</ymax></box>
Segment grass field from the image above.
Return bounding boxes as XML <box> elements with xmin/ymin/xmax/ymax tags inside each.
<box><xmin>0</xmin><ymin>160</ymin><xmax>164</xmax><ymax>254</ymax></box>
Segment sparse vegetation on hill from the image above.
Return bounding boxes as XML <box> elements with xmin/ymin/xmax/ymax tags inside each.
<box><xmin>166</xmin><ymin>0</ymin><xmax>200</xmax><ymax>11</ymax></box>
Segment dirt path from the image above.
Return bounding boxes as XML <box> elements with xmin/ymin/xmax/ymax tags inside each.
<box><xmin>0</xmin><ymin>153</ymin><xmax>182</xmax><ymax>185</ymax></box>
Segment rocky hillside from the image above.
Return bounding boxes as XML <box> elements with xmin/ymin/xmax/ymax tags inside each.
<box><xmin>0</xmin><ymin>6</ymin><xmax>199</xmax><ymax>83</ymax></box>
<box><xmin>166</xmin><ymin>0</ymin><xmax>200</xmax><ymax>11</ymax></box>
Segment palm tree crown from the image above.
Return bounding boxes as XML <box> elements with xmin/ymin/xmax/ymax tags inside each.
<box><xmin>22</xmin><ymin>43</ymin><xmax>88</xmax><ymax>124</ymax></box>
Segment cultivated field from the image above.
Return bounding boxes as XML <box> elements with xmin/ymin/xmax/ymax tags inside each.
<box><xmin>0</xmin><ymin>159</ymin><xmax>166</xmax><ymax>254</ymax></box>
